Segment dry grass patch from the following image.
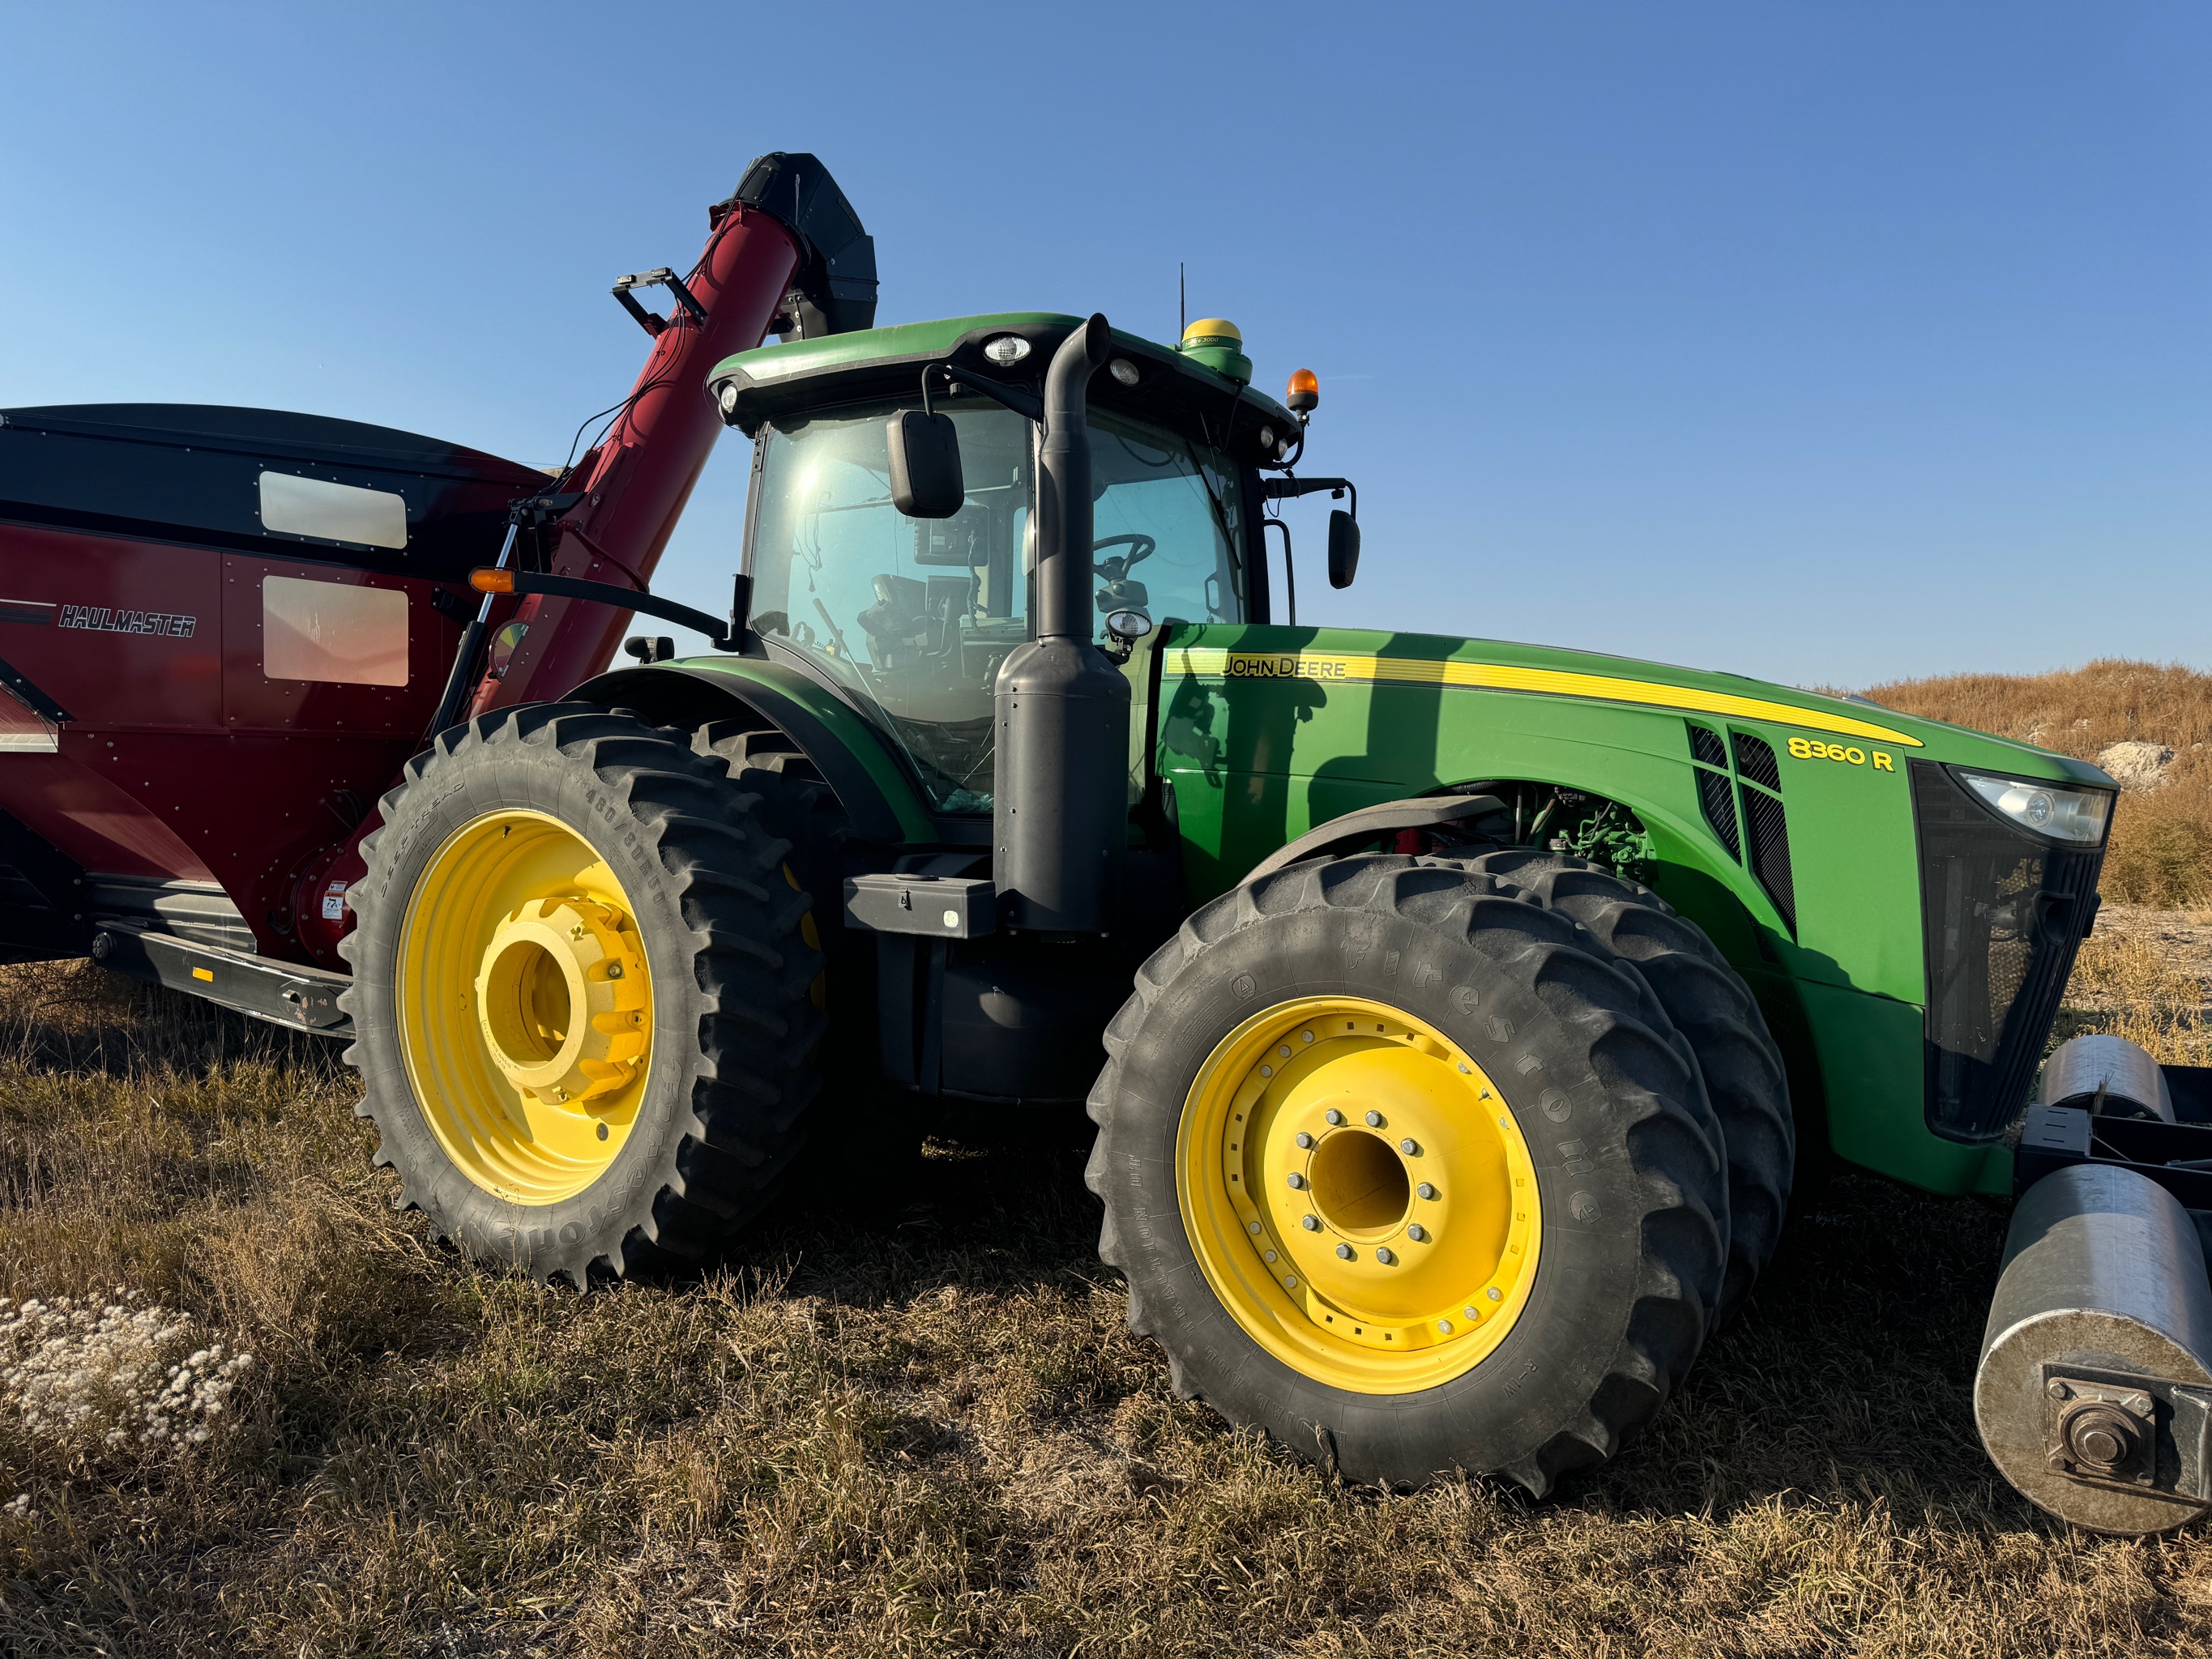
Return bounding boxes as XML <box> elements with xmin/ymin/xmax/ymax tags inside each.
<box><xmin>3</xmin><ymin>954</ymin><xmax>2212</xmax><ymax>1654</ymax></box>
<box><xmin>1862</xmin><ymin>659</ymin><xmax>2212</xmax><ymax>908</ymax></box>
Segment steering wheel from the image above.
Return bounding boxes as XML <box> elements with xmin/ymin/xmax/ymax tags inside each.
<box><xmin>1093</xmin><ymin>533</ymin><xmax>1156</xmax><ymax>580</ymax></box>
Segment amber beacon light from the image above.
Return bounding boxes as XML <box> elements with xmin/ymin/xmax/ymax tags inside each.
<box><xmin>469</xmin><ymin>568</ymin><xmax>517</xmax><ymax>595</ymax></box>
<box><xmin>1286</xmin><ymin>368</ymin><xmax>1320</xmax><ymax>413</ymax></box>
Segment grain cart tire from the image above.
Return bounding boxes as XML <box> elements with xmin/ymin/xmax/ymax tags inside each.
<box><xmin>1086</xmin><ymin>853</ymin><xmax>1727</xmax><ymax>1493</ymax></box>
<box><xmin>692</xmin><ymin>719</ymin><xmax>926</xmax><ymax>1198</ymax></box>
<box><xmin>340</xmin><ymin>704</ymin><xmax>826</xmax><ymax>1286</ymax></box>
<box><xmin>1463</xmin><ymin>849</ymin><xmax>1793</xmax><ymax>1327</ymax></box>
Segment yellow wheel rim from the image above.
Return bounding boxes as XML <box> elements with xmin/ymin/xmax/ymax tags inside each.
<box><xmin>1176</xmin><ymin>996</ymin><xmax>1542</xmax><ymax>1392</ymax></box>
<box><xmin>395</xmin><ymin>810</ymin><xmax>654</xmax><ymax>1205</ymax></box>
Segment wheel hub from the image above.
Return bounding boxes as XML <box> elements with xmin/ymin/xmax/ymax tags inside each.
<box><xmin>473</xmin><ymin>897</ymin><xmax>647</xmax><ymax>1112</ymax></box>
<box><xmin>395</xmin><ymin>808</ymin><xmax>657</xmax><ymax>1206</ymax></box>
<box><xmin>1181</xmin><ymin>998</ymin><xmax>1541</xmax><ymax>1390</ymax></box>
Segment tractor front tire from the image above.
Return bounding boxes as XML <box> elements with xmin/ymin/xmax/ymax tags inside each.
<box><xmin>1087</xmin><ymin>854</ymin><xmax>1727</xmax><ymax>1494</ymax></box>
<box><xmin>340</xmin><ymin>704</ymin><xmax>826</xmax><ymax>1286</ymax></box>
<box><xmin>1464</xmin><ymin>849</ymin><xmax>1793</xmax><ymax>1325</ymax></box>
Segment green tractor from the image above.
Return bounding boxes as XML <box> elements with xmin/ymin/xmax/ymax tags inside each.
<box><xmin>346</xmin><ymin>302</ymin><xmax>2151</xmax><ymax>1514</ymax></box>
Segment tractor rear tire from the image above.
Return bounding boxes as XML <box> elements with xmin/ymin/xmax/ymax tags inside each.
<box><xmin>340</xmin><ymin>704</ymin><xmax>826</xmax><ymax>1286</ymax></box>
<box><xmin>692</xmin><ymin>720</ymin><xmax>928</xmax><ymax>1201</ymax></box>
<box><xmin>1086</xmin><ymin>853</ymin><xmax>1727</xmax><ymax>1494</ymax></box>
<box><xmin>1464</xmin><ymin>849</ymin><xmax>1793</xmax><ymax>1325</ymax></box>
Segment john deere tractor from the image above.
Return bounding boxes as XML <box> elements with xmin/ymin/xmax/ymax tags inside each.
<box><xmin>18</xmin><ymin>154</ymin><xmax>2207</xmax><ymax>1528</ymax></box>
<box><xmin>329</xmin><ymin>288</ymin><xmax>2160</xmax><ymax>1510</ymax></box>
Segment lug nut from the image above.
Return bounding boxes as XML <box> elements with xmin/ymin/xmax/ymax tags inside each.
<box><xmin>1436</xmin><ymin>1318</ymin><xmax>1453</xmax><ymax>1333</ymax></box>
<box><xmin>1295</xmin><ymin>1132</ymin><xmax>1314</xmax><ymax>1149</ymax></box>
<box><xmin>1286</xmin><ymin>1172</ymin><xmax>1306</xmax><ymax>1189</ymax></box>
<box><xmin>1325</xmin><ymin>1108</ymin><xmax>1344</xmax><ymax>1126</ymax></box>
<box><xmin>1486</xmin><ymin>1286</ymin><xmax>1502</xmax><ymax>1302</ymax></box>
<box><xmin>1335</xmin><ymin>1243</ymin><xmax>1354</xmax><ymax>1260</ymax></box>
<box><xmin>1247</xmin><ymin>1221</ymin><xmax>1262</xmax><ymax>1235</ymax></box>
<box><xmin>1300</xmin><ymin>1214</ymin><xmax>1322</xmax><ymax>1231</ymax></box>
<box><xmin>1399</xmin><ymin>1138</ymin><xmax>1420</xmax><ymax>1156</ymax></box>
<box><xmin>1417</xmin><ymin>1182</ymin><xmax>1438</xmax><ymax>1201</ymax></box>
<box><xmin>606</xmin><ymin>962</ymin><xmax>624</xmax><ymax>979</ymax></box>
<box><xmin>1407</xmin><ymin>1223</ymin><xmax>1428</xmax><ymax>1243</ymax></box>
<box><xmin>1376</xmin><ymin>1247</ymin><xmax>1396</xmax><ymax>1265</ymax></box>
<box><xmin>1364</xmin><ymin>1111</ymin><xmax>1384</xmax><ymax>1127</ymax></box>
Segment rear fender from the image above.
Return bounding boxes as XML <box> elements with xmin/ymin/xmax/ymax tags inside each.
<box><xmin>565</xmin><ymin>660</ymin><xmax>935</xmax><ymax>847</ymax></box>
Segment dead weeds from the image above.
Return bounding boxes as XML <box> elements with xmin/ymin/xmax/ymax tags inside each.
<box><xmin>2</xmin><ymin>950</ymin><xmax>2212</xmax><ymax>1657</ymax></box>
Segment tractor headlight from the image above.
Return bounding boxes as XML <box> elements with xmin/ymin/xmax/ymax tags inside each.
<box><xmin>982</xmin><ymin>335</ymin><xmax>1031</xmax><ymax>366</ymax></box>
<box><xmin>1958</xmin><ymin>770</ymin><xmax>2113</xmax><ymax>845</ymax></box>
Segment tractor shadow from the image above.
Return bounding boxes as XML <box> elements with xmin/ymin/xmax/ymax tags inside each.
<box><xmin>737</xmin><ymin>1109</ymin><xmax>2031</xmax><ymax>1533</ymax></box>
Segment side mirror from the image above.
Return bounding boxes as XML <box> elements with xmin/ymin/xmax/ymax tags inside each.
<box><xmin>887</xmin><ymin>410</ymin><xmax>964</xmax><ymax>518</ymax></box>
<box><xmin>1327</xmin><ymin>509</ymin><xmax>1360</xmax><ymax>589</ymax></box>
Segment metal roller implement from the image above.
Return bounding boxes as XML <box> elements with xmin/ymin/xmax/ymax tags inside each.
<box><xmin>1976</xmin><ymin>1161</ymin><xmax>2212</xmax><ymax>1534</ymax></box>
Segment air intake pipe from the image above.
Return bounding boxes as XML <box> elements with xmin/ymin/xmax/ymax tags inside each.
<box><xmin>993</xmin><ymin>314</ymin><xmax>1130</xmax><ymax>934</ymax></box>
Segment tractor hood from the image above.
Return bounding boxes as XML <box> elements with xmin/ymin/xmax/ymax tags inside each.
<box><xmin>1161</xmin><ymin>624</ymin><xmax>2119</xmax><ymax>789</ymax></box>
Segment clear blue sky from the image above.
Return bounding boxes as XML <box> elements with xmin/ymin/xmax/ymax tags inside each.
<box><xmin>3</xmin><ymin>3</ymin><xmax>2204</xmax><ymax>689</ymax></box>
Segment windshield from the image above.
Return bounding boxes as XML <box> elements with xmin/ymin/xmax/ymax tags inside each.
<box><xmin>747</xmin><ymin>399</ymin><xmax>1245</xmax><ymax>812</ymax></box>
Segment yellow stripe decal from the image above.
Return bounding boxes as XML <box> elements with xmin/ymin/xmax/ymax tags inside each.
<box><xmin>1166</xmin><ymin>649</ymin><xmax>1924</xmax><ymax>748</ymax></box>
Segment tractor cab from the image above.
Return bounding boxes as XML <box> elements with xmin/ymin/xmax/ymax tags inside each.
<box><xmin>712</xmin><ymin>314</ymin><xmax>1296</xmax><ymax>812</ymax></box>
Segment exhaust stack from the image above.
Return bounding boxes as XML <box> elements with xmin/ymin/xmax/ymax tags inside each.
<box><xmin>992</xmin><ymin>315</ymin><xmax>1130</xmax><ymax>934</ymax></box>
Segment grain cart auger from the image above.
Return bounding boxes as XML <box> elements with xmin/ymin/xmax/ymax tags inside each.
<box><xmin>6</xmin><ymin>161</ymin><xmax>2209</xmax><ymax>1530</ymax></box>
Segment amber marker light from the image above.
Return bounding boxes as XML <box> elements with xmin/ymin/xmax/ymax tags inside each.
<box><xmin>469</xmin><ymin>569</ymin><xmax>515</xmax><ymax>595</ymax></box>
<box><xmin>1286</xmin><ymin>368</ymin><xmax>1320</xmax><ymax>414</ymax></box>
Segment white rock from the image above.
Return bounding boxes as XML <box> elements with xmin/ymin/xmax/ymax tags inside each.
<box><xmin>2097</xmin><ymin>740</ymin><xmax>2177</xmax><ymax>791</ymax></box>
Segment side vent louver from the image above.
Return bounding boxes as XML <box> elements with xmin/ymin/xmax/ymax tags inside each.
<box><xmin>1685</xmin><ymin>723</ymin><xmax>1741</xmax><ymax>860</ymax></box>
<box><xmin>1732</xmin><ymin>730</ymin><xmax>1782</xmax><ymax>791</ymax></box>
<box><xmin>1732</xmin><ymin>732</ymin><xmax>1796</xmax><ymax>933</ymax></box>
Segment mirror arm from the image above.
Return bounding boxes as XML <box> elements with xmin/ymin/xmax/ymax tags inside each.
<box><xmin>473</xmin><ymin>569</ymin><xmax>740</xmax><ymax>650</ymax></box>
<box><xmin>1260</xmin><ymin>476</ymin><xmax>1356</xmax><ymax>518</ymax></box>
<box><xmin>925</xmin><ymin>361</ymin><xmax>1045</xmax><ymax>424</ymax></box>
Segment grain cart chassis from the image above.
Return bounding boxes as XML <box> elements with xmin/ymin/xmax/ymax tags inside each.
<box><xmin>6</xmin><ymin>154</ymin><xmax>2210</xmax><ymax>1530</ymax></box>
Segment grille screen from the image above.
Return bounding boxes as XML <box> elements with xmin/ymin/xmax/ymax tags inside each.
<box><xmin>1741</xmin><ymin>787</ymin><xmax>1796</xmax><ymax>932</ymax></box>
<box><xmin>1733</xmin><ymin>731</ymin><xmax>1782</xmax><ymax>791</ymax></box>
<box><xmin>1911</xmin><ymin>761</ymin><xmax>2104</xmax><ymax>1141</ymax></box>
<box><xmin>1695</xmin><ymin>767</ymin><xmax>1741</xmax><ymax>860</ymax></box>
<box><xmin>1685</xmin><ymin>723</ymin><xmax>1740</xmax><ymax>859</ymax></box>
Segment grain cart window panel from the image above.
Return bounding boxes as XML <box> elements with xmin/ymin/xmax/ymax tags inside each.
<box><xmin>263</xmin><ymin>576</ymin><xmax>409</xmax><ymax>686</ymax></box>
<box><xmin>257</xmin><ymin>471</ymin><xmax>409</xmax><ymax>550</ymax></box>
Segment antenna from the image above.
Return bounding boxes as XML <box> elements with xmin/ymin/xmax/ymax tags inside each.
<box><xmin>1178</xmin><ymin>262</ymin><xmax>1185</xmax><ymax>339</ymax></box>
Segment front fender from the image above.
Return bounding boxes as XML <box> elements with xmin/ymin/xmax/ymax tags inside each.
<box><xmin>567</xmin><ymin>658</ymin><xmax>936</xmax><ymax>846</ymax></box>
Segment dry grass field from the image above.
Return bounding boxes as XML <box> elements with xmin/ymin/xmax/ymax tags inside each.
<box><xmin>0</xmin><ymin>918</ymin><xmax>2205</xmax><ymax>1659</ymax></box>
<box><xmin>4</xmin><ymin>662</ymin><xmax>2212</xmax><ymax>1657</ymax></box>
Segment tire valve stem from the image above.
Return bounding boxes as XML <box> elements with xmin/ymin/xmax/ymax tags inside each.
<box><xmin>607</xmin><ymin>962</ymin><xmax>623</xmax><ymax>979</ymax></box>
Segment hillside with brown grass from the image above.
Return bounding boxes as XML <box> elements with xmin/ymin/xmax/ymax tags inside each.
<box><xmin>1862</xmin><ymin>659</ymin><xmax>2212</xmax><ymax>907</ymax></box>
